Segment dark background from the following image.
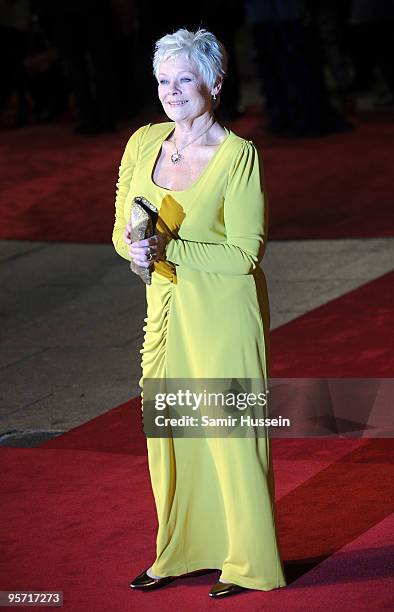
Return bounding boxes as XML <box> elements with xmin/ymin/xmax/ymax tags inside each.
<box><xmin>1</xmin><ymin>0</ymin><xmax>394</xmax><ymax>137</ymax></box>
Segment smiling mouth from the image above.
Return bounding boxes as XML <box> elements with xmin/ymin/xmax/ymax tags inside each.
<box><xmin>168</xmin><ymin>100</ymin><xmax>188</xmax><ymax>106</ymax></box>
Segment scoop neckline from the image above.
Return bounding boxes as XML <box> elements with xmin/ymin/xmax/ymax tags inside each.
<box><xmin>150</xmin><ymin>123</ymin><xmax>232</xmax><ymax>193</ymax></box>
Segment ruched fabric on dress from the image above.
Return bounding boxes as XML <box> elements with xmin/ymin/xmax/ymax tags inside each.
<box><xmin>138</xmin><ymin>274</ymin><xmax>174</xmax><ymax>413</ymax></box>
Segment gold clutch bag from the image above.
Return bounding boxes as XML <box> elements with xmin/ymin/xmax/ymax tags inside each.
<box><xmin>129</xmin><ymin>196</ymin><xmax>159</xmax><ymax>285</ymax></box>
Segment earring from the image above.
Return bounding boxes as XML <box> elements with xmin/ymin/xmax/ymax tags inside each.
<box><xmin>212</xmin><ymin>92</ymin><xmax>217</xmax><ymax>101</ymax></box>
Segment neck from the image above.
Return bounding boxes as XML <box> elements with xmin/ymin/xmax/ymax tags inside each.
<box><xmin>173</xmin><ymin>113</ymin><xmax>215</xmax><ymax>145</ymax></box>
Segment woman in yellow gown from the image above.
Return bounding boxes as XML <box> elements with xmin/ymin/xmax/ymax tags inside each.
<box><xmin>112</xmin><ymin>28</ymin><xmax>286</xmax><ymax>598</ymax></box>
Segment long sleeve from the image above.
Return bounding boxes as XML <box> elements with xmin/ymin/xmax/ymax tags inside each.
<box><xmin>164</xmin><ymin>140</ymin><xmax>267</xmax><ymax>275</ymax></box>
<box><xmin>112</xmin><ymin>124</ymin><xmax>149</xmax><ymax>261</ymax></box>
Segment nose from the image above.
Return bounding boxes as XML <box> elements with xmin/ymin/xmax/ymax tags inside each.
<box><xmin>170</xmin><ymin>80</ymin><xmax>182</xmax><ymax>94</ymax></box>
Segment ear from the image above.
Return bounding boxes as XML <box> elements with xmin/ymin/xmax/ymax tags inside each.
<box><xmin>211</xmin><ymin>75</ymin><xmax>224</xmax><ymax>97</ymax></box>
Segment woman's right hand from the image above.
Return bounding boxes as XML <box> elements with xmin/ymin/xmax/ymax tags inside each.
<box><xmin>124</xmin><ymin>223</ymin><xmax>158</xmax><ymax>267</ymax></box>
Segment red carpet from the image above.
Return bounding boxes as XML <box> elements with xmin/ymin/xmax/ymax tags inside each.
<box><xmin>1</xmin><ymin>108</ymin><xmax>394</xmax><ymax>243</ymax></box>
<box><xmin>1</xmin><ymin>271</ymin><xmax>392</xmax><ymax>609</ymax></box>
<box><xmin>270</xmin><ymin>269</ymin><xmax>394</xmax><ymax>377</ymax></box>
<box><xmin>1</xmin><ymin>440</ymin><xmax>393</xmax><ymax>610</ymax></box>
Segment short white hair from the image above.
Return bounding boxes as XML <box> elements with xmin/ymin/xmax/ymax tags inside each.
<box><xmin>152</xmin><ymin>28</ymin><xmax>227</xmax><ymax>91</ymax></box>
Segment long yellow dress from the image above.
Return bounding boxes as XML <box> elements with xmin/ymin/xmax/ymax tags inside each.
<box><xmin>112</xmin><ymin>121</ymin><xmax>287</xmax><ymax>591</ymax></box>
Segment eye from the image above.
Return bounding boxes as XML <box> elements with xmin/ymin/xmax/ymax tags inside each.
<box><xmin>180</xmin><ymin>77</ymin><xmax>192</xmax><ymax>82</ymax></box>
<box><xmin>159</xmin><ymin>79</ymin><xmax>169</xmax><ymax>85</ymax></box>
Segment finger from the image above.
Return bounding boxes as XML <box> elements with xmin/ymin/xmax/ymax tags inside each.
<box><xmin>133</xmin><ymin>237</ymin><xmax>151</xmax><ymax>247</ymax></box>
<box><xmin>134</xmin><ymin>236</ymin><xmax>158</xmax><ymax>247</ymax></box>
<box><xmin>131</xmin><ymin>252</ymin><xmax>144</xmax><ymax>262</ymax></box>
<box><xmin>131</xmin><ymin>248</ymin><xmax>153</xmax><ymax>262</ymax></box>
<box><xmin>132</xmin><ymin>257</ymin><xmax>149</xmax><ymax>268</ymax></box>
<box><xmin>130</xmin><ymin>243</ymin><xmax>145</xmax><ymax>252</ymax></box>
<box><xmin>129</xmin><ymin>246</ymin><xmax>149</xmax><ymax>257</ymax></box>
<box><xmin>130</xmin><ymin>248</ymin><xmax>155</xmax><ymax>259</ymax></box>
<box><xmin>134</xmin><ymin>257</ymin><xmax>151</xmax><ymax>268</ymax></box>
<box><xmin>131</xmin><ymin>244</ymin><xmax>157</xmax><ymax>254</ymax></box>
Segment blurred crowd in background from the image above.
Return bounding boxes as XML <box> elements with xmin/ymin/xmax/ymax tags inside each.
<box><xmin>1</xmin><ymin>0</ymin><xmax>394</xmax><ymax>137</ymax></box>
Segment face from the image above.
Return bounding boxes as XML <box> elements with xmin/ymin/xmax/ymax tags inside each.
<box><xmin>157</xmin><ymin>55</ymin><xmax>213</xmax><ymax>122</ymax></box>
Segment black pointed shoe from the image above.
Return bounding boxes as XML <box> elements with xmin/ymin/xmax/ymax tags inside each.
<box><xmin>130</xmin><ymin>567</ymin><xmax>218</xmax><ymax>591</ymax></box>
<box><xmin>129</xmin><ymin>568</ymin><xmax>177</xmax><ymax>591</ymax></box>
<box><xmin>209</xmin><ymin>580</ymin><xmax>246</xmax><ymax>598</ymax></box>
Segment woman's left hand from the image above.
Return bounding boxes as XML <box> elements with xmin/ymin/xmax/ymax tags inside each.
<box><xmin>130</xmin><ymin>232</ymin><xmax>168</xmax><ymax>268</ymax></box>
